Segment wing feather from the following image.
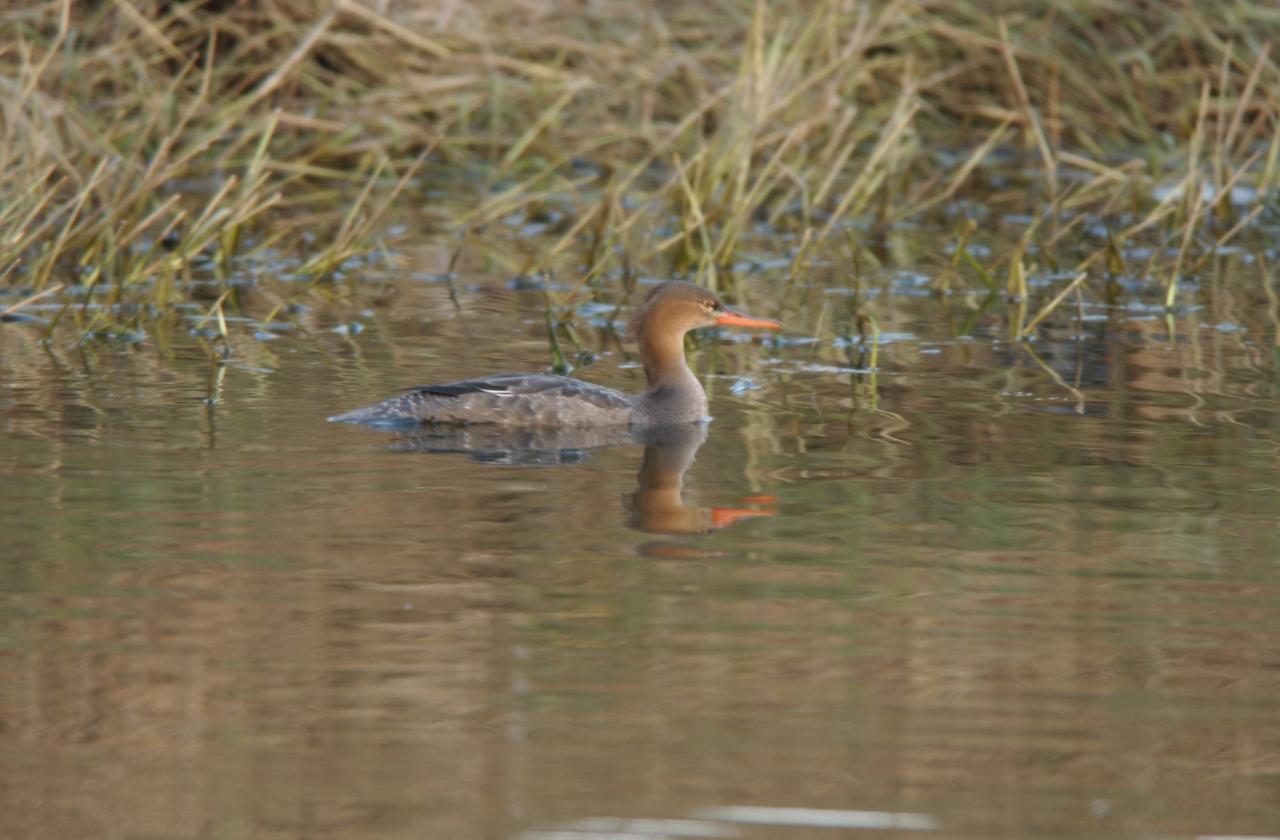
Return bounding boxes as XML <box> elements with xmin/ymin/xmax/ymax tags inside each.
<box><xmin>406</xmin><ymin>373</ymin><xmax>633</xmax><ymax>411</ymax></box>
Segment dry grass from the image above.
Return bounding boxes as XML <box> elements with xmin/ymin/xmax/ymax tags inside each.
<box><xmin>2</xmin><ymin>0</ymin><xmax>1279</xmax><ymax>343</ymax></box>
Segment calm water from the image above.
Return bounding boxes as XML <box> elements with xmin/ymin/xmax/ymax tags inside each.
<box><xmin>2</xmin><ymin>229</ymin><xmax>1280</xmax><ymax>839</ymax></box>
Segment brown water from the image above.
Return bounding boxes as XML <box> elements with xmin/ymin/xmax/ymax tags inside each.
<box><xmin>2</xmin><ymin>224</ymin><xmax>1280</xmax><ymax>839</ymax></box>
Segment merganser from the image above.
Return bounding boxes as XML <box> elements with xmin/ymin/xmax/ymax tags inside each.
<box><xmin>329</xmin><ymin>281</ymin><xmax>781</xmax><ymax>427</ymax></box>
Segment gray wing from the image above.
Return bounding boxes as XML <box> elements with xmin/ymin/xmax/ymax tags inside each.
<box><xmin>410</xmin><ymin>374</ymin><xmax>632</xmax><ymax>409</ymax></box>
<box><xmin>330</xmin><ymin>373</ymin><xmax>634</xmax><ymax>426</ymax></box>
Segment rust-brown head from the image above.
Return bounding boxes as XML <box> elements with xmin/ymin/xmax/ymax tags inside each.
<box><xmin>628</xmin><ymin>281</ymin><xmax>781</xmax><ymax>342</ymax></box>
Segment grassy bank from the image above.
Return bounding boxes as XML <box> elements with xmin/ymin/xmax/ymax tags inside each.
<box><xmin>2</xmin><ymin>0</ymin><xmax>1279</xmax><ymax>342</ymax></box>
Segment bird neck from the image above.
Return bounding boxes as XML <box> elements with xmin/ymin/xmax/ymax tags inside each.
<box><xmin>640</xmin><ymin>327</ymin><xmax>695</xmax><ymax>392</ymax></box>
<box><xmin>636</xmin><ymin>327</ymin><xmax>708</xmax><ymax>424</ymax></box>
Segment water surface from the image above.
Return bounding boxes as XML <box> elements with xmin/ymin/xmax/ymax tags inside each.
<box><xmin>2</xmin><ymin>222</ymin><xmax>1279</xmax><ymax>840</ymax></box>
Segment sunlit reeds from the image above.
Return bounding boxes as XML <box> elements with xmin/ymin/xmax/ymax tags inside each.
<box><xmin>2</xmin><ymin>0</ymin><xmax>1279</xmax><ymax>347</ymax></box>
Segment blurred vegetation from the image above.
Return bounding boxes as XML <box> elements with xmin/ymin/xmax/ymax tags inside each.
<box><xmin>2</xmin><ymin>0</ymin><xmax>1279</xmax><ymax>342</ymax></box>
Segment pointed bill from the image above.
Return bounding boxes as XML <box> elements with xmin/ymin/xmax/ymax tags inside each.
<box><xmin>714</xmin><ymin>309</ymin><xmax>781</xmax><ymax>330</ymax></box>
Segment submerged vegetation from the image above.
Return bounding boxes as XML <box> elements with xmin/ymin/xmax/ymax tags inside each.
<box><xmin>2</xmin><ymin>0</ymin><xmax>1279</xmax><ymax>348</ymax></box>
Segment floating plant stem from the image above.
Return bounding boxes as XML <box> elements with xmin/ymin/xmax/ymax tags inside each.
<box><xmin>1166</xmin><ymin>186</ymin><xmax>1205</xmax><ymax>311</ymax></box>
<box><xmin>1020</xmin><ymin>342</ymin><xmax>1085</xmax><ymax>414</ymax></box>
<box><xmin>1020</xmin><ymin>272</ymin><xmax>1088</xmax><ymax>340</ymax></box>
<box><xmin>1</xmin><ymin>284</ymin><xmax>63</xmax><ymax>318</ymax></box>
<box><xmin>544</xmin><ymin>307</ymin><xmax>571</xmax><ymax>375</ymax></box>
<box><xmin>960</xmin><ymin>247</ymin><xmax>999</xmax><ymax>294</ymax></box>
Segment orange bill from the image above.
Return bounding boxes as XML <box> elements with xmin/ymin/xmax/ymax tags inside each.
<box><xmin>714</xmin><ymin>308</ymin><xmax>782</xmax><ymax>330</ymax></box>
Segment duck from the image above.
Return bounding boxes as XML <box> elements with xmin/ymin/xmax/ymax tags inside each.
<box><xmin>328</xmin><ymin>281</ymin><xmax>781</xmax><ymax>427</ymax></box>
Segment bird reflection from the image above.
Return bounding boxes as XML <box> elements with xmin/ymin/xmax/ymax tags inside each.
<box><xmin>622</xmin><ymin>425</ymin><xmax>776</xmax><ymax>535</ymax></box>
<box><xmin>385</xmin><ymin>423</ymin><xmax>776</xmax><ymax>536</ymax></box>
